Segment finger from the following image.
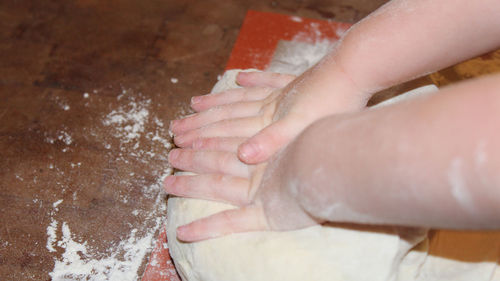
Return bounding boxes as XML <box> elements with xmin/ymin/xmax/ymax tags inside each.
<box><xmin>169</xmin><ymin>149</ymin><xmax>249</xmax><ymax>178</ymax></box>
<box><xmin>176</xmin><ymin>206</ymin><xmax>269</xmax><ymax>242</ymax></box>
<box><xmin>191</xmin><ymin>87</ymin><xmax>273</xmax><ymax>112</ymax></box>
<box><xmin>238</xmin><ymin>118</ymin><xmax>296</xmax><ymax>164</ymax></box>
<box><xmin>192</xmin><ymin>137</ymin><xmax>246</xmax><ymax>152</ymax></box>
<box><xmin>174</xmin><ymin>117</ymin><xmax>264</xmax><ymax>148</ymax></box>
<box><xmin>164</xmin><ymin>174</ymin><xmax>251</xmax><ymax>205</ymax></box>
<box><xmin>236</xmin><ymin>71</ymin><xmax>296</xmax><ymax>89</ymax></box>
<box><xmin>170</xmin><ymin>101</ymin><xmax>263</xmax><ymax>135</ymax></box>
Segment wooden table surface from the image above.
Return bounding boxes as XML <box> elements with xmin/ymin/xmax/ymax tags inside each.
<box><xmin>1</xmin><ymin>0</ymin><xmax>499</xmax><ymax>280</ymax></box>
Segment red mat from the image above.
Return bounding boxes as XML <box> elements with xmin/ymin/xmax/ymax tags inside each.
<box><xmin>226</xmin><ymin>10</ymin><xmax>350</xmax><ymax>70</ymax></box>
<box><xmin>142</xmin><ymin>10</ymin><xmax>351</xmax><ymax>281</ymax></box>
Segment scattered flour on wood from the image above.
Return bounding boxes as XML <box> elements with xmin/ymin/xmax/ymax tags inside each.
<box><xmin>47</xmin><ymin>173</ymin><xmax>171</xmax><ymax>281</ymax></box>
<box><xmin>46</xmin><ymin>219</ymin><xmax>58</xmax><ymax>253</ymax></box>
<box><xmin>103</xmin><ymin>98</ymin><xmax>151</xmax><ymax>143</ymax></box>
<box><xmin>46</xmin><ymin>200</ymin><xmax>63</xmax><ymax>253</ymax></box>
<box><xmin>52</xmin><ymin>94</ymin><xmax>71</xmax><ymax>112</ymax></box>
<box><xmin>46</xmin><ymin>87</ymin><xmax>173</xmax><ymax>280</ymax></box>
<box><xmin>49</xmin><ymin>202</ymin><xmax>165</xmax><ymax>280</ymax></box>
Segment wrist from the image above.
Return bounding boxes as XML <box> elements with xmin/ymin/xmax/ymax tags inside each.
<box><xmin>297</xmin><ymin>56</ymin><xmax>372</xmax><ymax>116</ymax></box>
<box><xmin>283</xmin><ymin>120</ymin><xmax>339</xmax><ymax>221</ymax></box>
<box><xmin>287</xmin><ymin>115</ymin><xmax>372</xmax><ymax>224</ymax></box>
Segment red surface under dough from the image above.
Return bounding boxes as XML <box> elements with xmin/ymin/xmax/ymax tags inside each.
<box><xmin>226</xmin><ymin>10</ymin><xmax>350</xmax><ymax>70</ymax></box>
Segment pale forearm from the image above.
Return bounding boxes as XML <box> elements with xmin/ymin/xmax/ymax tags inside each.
<box><xmin>304</xmin><ymin>0</ymin><xmax>500</xmax><ymax>104</ymax></box>
<box><xmin>288</xmin><ymin>74</ymin><xmax>500</xmax><ymax>229</ymax></box>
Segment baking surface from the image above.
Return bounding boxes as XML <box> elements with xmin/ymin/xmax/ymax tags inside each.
<box><xmin>1</xmin><ymin>1</ymin><xmax>499</xmax><ymax>280</ymax></box>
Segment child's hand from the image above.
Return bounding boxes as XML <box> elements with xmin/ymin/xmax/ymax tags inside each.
<box><xmin>170</xmin><ymin>68</ymin><xmax>366</xmax><ymax>163</ymax></box>
<box><xmin>165</xmin><ymin>145</ymin><xmax>320</xmax><ymax>242</ymax></box>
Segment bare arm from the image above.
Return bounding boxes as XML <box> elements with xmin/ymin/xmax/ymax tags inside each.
<box><xmin>171</xmin><ymin>0</ymin><xmax>500</xmax><ymax>163</ymax></box>
<box><xmin>283</xmin><ymin>74</ymin><xmax>500</xmax><ymax>229</ymax></box>
<box><xmin>167</xmin><ymin>75</ymin><xmax>500</xmax><ymax>241</ymax></box>
<box><xmin>311</xmin><ymin>0</ymin><xmax>500</xmax><ymax>99</ymax></box>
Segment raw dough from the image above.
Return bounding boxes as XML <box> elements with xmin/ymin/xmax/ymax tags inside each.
<box><xmin>167</xmin><ymin>70</ymin><xmax>500</xmax><ymax>281</ymax></box>
<box><xmin>167</xmin><ymin>196</ymin><xmax>424</xmax><ymax>281</ymax></box>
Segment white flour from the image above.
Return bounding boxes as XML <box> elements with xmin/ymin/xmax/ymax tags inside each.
<box><xmin>46</xmin><ymin>87</ymin><xmax>173</xmax><ymax>281</ymax></box>
<box><xmin>46</xmin><ymin>219</ymin><xmax>58</xmax><ymax>253</ymax></box>
<box><xmin>103</xmin><ymin>97</ymin><xmax>151</xmax><ymax>143</ymax></box>
<box><xmin>266</xmin><ymin>39</ymin><xmax>333</xmax><ymax>75</ymax></box>
<box><xmin>266</xmin><ymin>22</ymin><xmax>346</xmax><ymax>75</ymax></box>
<box><xmin>49</xmin><ymin>200</ymin><xmax>165</xmax><ymax>280</ymax></box>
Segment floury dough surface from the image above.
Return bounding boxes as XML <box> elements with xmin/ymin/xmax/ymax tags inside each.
<box><xmin>167</xmin><ymin>197</ymin><xmax>425</xmax><ymax>281</ymax></box>
<box><xmin>167</xmin><ymin>69</ymin><xmax>500</xmax><ymax>281</ymax></box>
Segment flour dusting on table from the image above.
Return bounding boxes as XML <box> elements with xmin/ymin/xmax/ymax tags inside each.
<box><xmin>46</xmin><ymin>87</ymin><xmax>173</xmax><ymax>280</ymax></box>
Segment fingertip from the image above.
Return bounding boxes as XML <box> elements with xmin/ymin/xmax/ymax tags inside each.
<box><xmin>168</xmin><ymin>149</ymin><xmax>180</xmax><ymax>162</ymax></box>
<box><xmin>235</xmin><ymin>71</ymin><xmax>249</xmax><ymax>85</ymax></box>
<box><xmin>173</xmin><ymin>134</ymin><xmax>189</xmax><ymax>147</ymax></box>
<box><xmin>163</xmin><ymin>176</ymin><xmax>180</xmax><ymax>196</ymax></box>
<box><xmin>236</xmin><ymin>71</ymin><xmax>260</xmax><ymax>87</ymax></box>
<box><xmin>176</xmin><ymin>225</ymin><xmax>191</xmax><ymax>242</ymax></box>
<box><xmin>191</xmin><ymin>96</ymin><xmax>201</xmax><ymax>105</ymax></box>
<box><xmin>238</xmin><ymin>141</ymin><xmax>263</xmax><ymax>164</ymax></box>
<box><xmin>191</xmin><ymin>96</ymin><xmax>213</xmax><ymax>112</ymax></box>
<box><xmin>176</xmin><ymin>207</ymin><xmax>269</xmax><ymax>242</ymax></box>
<box><xmin>163</xmin><ymin>175</ymin><xmax>176</xmax><ymax>187</ymax></box>
<box><xmin>190</xmin><ymin>103</ymin><xmax>204</xmax><ymax>112</ymax></box>
<box><xmin>176</xmin><ymin>223</ymin><xmax>208</xmax><ymax>242</ymax></box>
<box><xmin>237</xmin><ymin>142</ymin><xmax>253</xmax><ymax>163</ymax></box>
<box><xmin>190</xmin><ymin>96</ymin><xmax>206</xmax><ymax>112</ymax></box>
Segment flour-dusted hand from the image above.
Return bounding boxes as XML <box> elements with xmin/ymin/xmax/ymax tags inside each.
<box><xmin>165</xmin><ymin>146</ymin><xmax>321</xmax><ymax>242</ymax></box>
<box><xmin>170</xmin><ymin>69</ymin><xmax>366</xmax><ymax>162</ymax></box>
<box><xmin>235</xmin><ymin>66</ymin><xmax>365</xmax><ymax>164</ymax></box>
<box><xmin>169</xmin><ymin>71</ymin><xmax>297</xmax><ymax>150</ymax></box>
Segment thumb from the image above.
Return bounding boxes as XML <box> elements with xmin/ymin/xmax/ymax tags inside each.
<box><xmin>238</xmin><ymin>120</ymin><xmax>293</xmax><ymax>164</ymax></box>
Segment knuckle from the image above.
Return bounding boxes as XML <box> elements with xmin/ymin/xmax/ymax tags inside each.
<box><xmin>258</xmin><ymin>105</ymin><xmax>275</xmax><ymax>126</ymax></box>
<box><xmin>192</xmin><ymin>138</ymin><xmax>204</xmax><ymax>149</ymax></box>
<box><xmin>211</xmin><ymin>173</ymin><xmax>226</xmax><ymax>184</ymax></box>
<box><xmin>207</xmin><ymin>105</ymin><xmax>224</xmax><ymax>118</ymax></box>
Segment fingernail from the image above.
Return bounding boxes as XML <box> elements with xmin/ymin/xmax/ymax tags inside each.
<box><xmin>191</xmin><ymin>96</ymin><xmax>201</xmax><ymax>105</ymax></box>
<box><xmin>237</xmin><ymin>71</ymin><xmax>249</xmax><ymax>78</ymax></box>
<box><xmin>168</xmin><ymin>149</ymin><xmax>180</xmax><ymax>161</ymax></box>
<box><xmin>239</xmin><ymin>142</ymin><xmax>258</xmax><ymax>162</ymax></box>
<box><xmin>174</xmin><ymin>134</ymin><xmax>186</xmax><ymax>146</ymax></box>
<box><xmin>177</xmin><ymin>225</ymin><xmax>188</xmax><ymax>240</ymax></box>
<box><xmin>164</xmin><ymin>175</ymin><xmax>176</xmax><ymax>187</ymax></box>
<box><xmin>236</xmin><ymin>72</ymin><xmax>248</xmax><ymax>85</ymax></box>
